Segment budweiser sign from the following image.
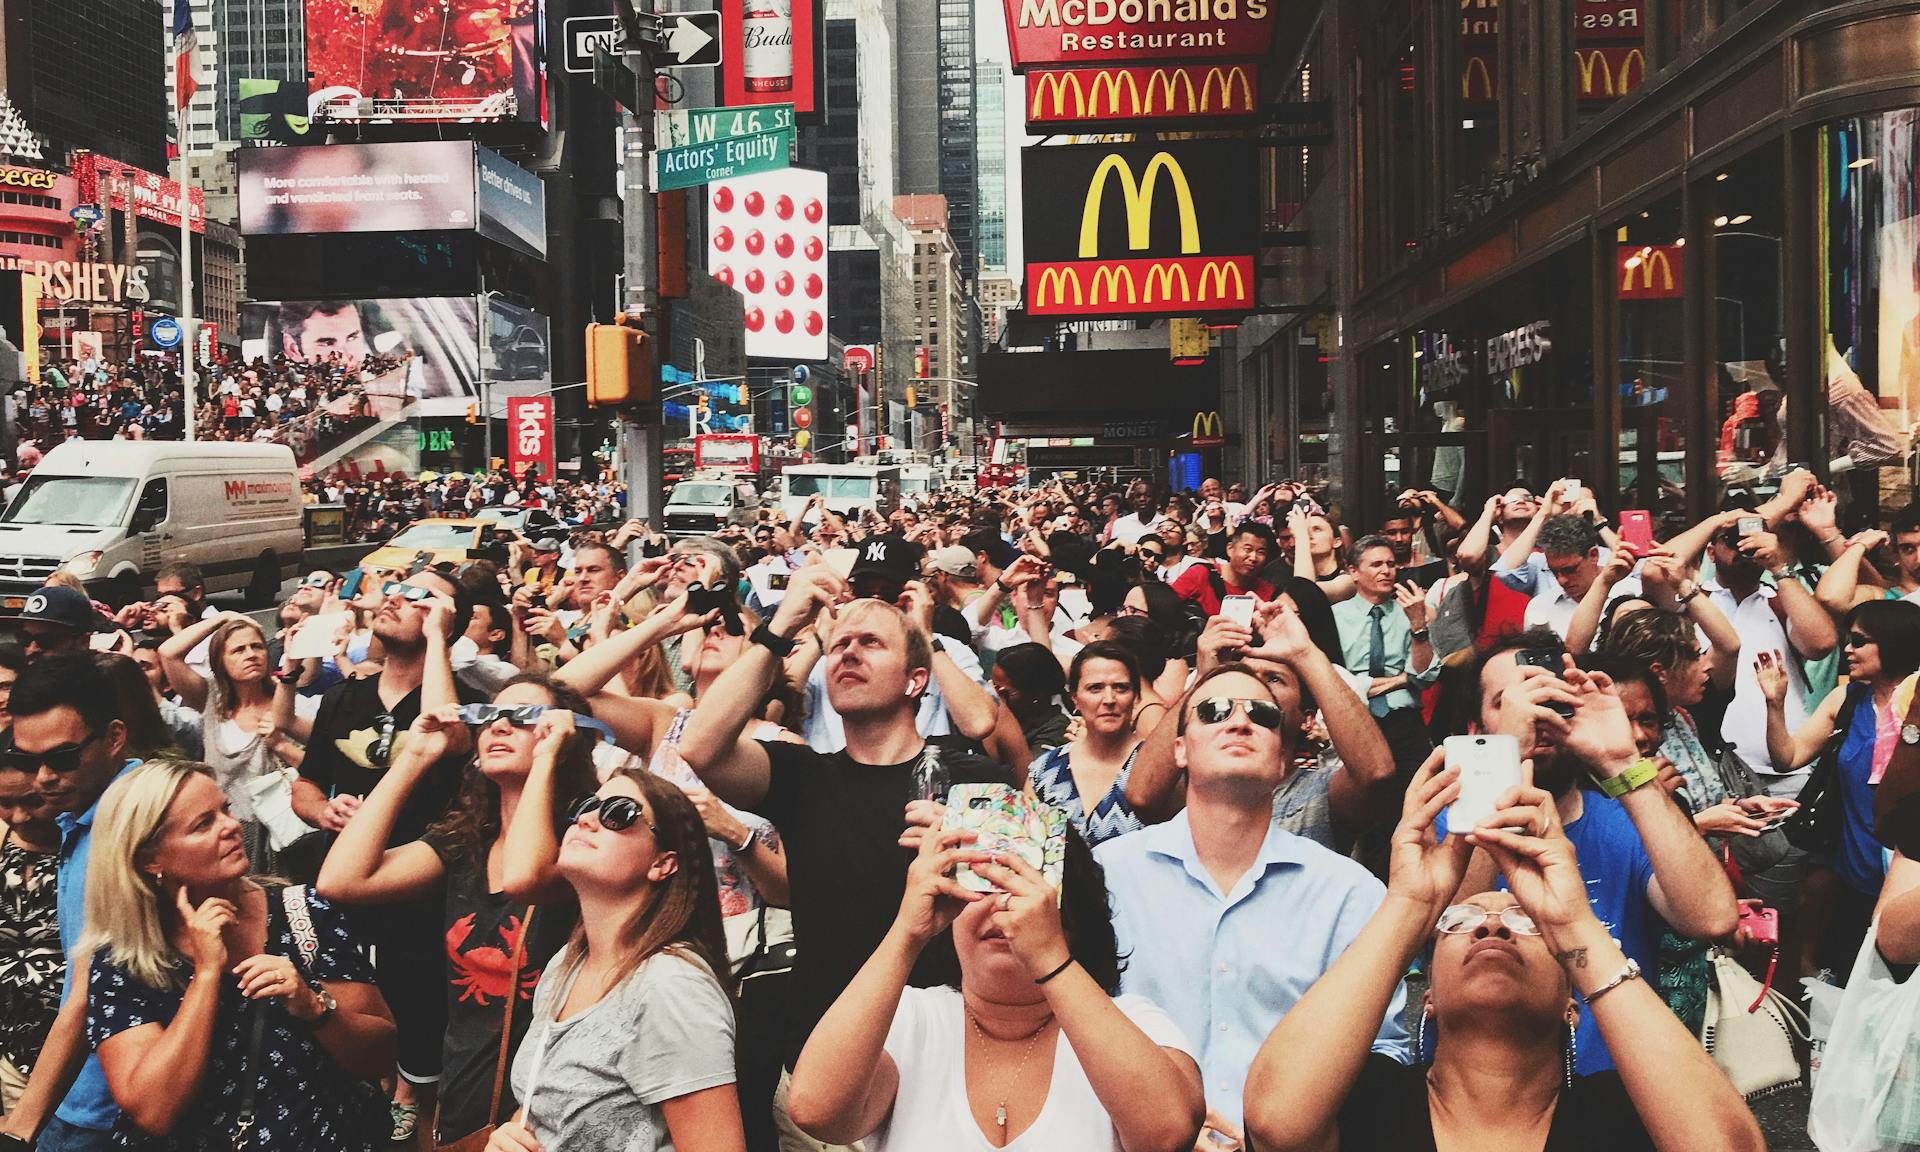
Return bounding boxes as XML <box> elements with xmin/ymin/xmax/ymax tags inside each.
<box><xmin>1003</xmin><ymin>0</ymin><xmax>1275</xmax><ymax>69</ymax></box>
<box><xmin>1026</xmin><ymin>63</ymin><xmax>1255</xmax><ymax>128</ymax></box>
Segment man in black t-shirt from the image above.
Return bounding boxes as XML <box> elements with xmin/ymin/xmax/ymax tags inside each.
<box><xmin>677</xmin><ymin>565</ymin><xmax>1012</xmax><ymax>1077</ymax></box>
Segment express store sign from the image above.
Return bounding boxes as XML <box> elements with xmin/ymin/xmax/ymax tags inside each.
<box><xmin>1003</xmin><ymin>0</ymin><xmax>1275</xmax><ymax>68</ymax></box>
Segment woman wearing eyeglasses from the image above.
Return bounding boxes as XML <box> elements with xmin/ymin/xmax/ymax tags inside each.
<box><xmin>1758</xmin><ymin>599</ymin><xmax>1920</xmax><ymax>979</ymax></box>
<box><xmin>315</xmin><ymin>675</ymin><xmax>598</xmax><ymax>1145</ymax></box>
<box><xmin>786</xmin><ymin>822</ymin><xmax>1203</xmax><ymax>1152</ymax></box>
<box><xmin>81</xmin><ymin>759</ymin><xmax>396</xmax><ymax>1150</ymax></box>
<box><xmin>486</xmin><ymin>769</ymin><xmax>742</xmax><ymax>1152</ymax></box>
<box><xmin>1243</xmin><ymin>752</ymin><xmax>1764</xmax><ymax>1152</ymax></box>
<box><xmin>159</xmin><ymin>613</ymin><xmax>321</xmax><ymax>874</ymax></box>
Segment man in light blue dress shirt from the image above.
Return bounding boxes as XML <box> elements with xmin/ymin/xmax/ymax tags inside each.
<box><xmin>1331</xmin><ymin>535</ymin><xmax>1439</xmax><ymax>781</ymax></box>
<box><xmin>1095</xmin><ymin>662</ymin><xmax>1409</xmax><ymax>1148</ymax></box>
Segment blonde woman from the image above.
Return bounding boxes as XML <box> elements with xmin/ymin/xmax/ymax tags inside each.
<box><xmin>81</xmin><ymin>759</ymin><xmax>394</xmax><ymax>1149</ymax></box>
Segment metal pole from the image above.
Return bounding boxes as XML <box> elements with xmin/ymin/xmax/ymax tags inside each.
<box><xmin>619</xmin><ymin>2</ymin><xmax>662</xmax><ymax>539</ymax></box>
<box><xmin>477</xmin><ymin>287</ymin><xmax>492</xmax><ymax>467</ymax></box>
<box><xmin>177</xmin><ymin>147</ymin><xmax>196</xmax><ymax>441</ymax></box>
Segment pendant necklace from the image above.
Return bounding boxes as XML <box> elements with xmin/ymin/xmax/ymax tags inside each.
<box><xmin>965</xmin><ymin>1005</ymin><xmax>1053</xmax><ymax>1133</ymax></box>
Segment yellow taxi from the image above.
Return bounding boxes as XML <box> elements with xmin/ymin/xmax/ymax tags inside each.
<box><xmin>360</xmin><ymin>518</ymin><xmax>491</xmax><ymax>573</ymax></box>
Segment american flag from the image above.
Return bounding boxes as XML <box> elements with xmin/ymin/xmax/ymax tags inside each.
<box><xmin>171</xmin><ymin>0</ymin><xmax>197</xmax><ymax>111</ymax></box>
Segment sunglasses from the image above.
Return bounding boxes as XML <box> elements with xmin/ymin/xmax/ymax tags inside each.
<box><xmin>1847</xmin><ymin>632</ymin><xmax>1877</xmax><ymax>649</ymax></box>
<box><xmin>1434</xmin><ymin>904</ymin><xmax>1541</xmax><ymax>937</ymax></box>
<box><xmin>0</xmin><ymin>727</ymin><xmax>104</xmax><ymax>775</ymax></box>
<box><xmin>1190</xmin><ymin>696</ymin><xmax>1285</xmax><ymax>729</ymax></box>
<box><xmin>301</xmin><ymin>574</ymin><xmax>333</xmax><ymax>589</ymax></box>
<box><xmin>568</xmin><ymin>793</ymin><xmax>653</xmax><ymax>833</ymax></box>
<box><xmin>380</xmin><ymin>581</ymin><xmax>435</xmax><ymax>603</ymax></box>
<box><xmin>1138</xmin><ymin>548</ymin><xmax>1164</xmax><ymax>560</ymax></box>
<box><xmin>459</xmin><ymin>703</ymin><xmax>616</xmax><ymax>742</ymax></box>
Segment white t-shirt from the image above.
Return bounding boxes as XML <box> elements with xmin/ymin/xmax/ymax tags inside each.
<box><xmin>869</xmin><ymin>985</ymin><xmax>1193</xmax><ymax>1152</ymax></box>
<box><xmin>1108</xmin><ymin>512</ymin><xmax>1167</xmax><ymax>547</ymax></box>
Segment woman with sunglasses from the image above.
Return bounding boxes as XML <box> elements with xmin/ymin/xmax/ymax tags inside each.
<box><xmin>315</xmin><ymin>675</ymin><xmax>597</xmax><ymax>1145</ymax></box>
<box><xmin>82</xmin><ymin>759</ymin><xmax>396</xmax><ymax>1150</ymax></box>
<box><xmin>787</xmin><ymin>822</ymin><xmax>1203</xmax><ymax>1152</ymax></box>
<box><xmin>487</xmin><ymin>769</ymin><xmax>743</xmax><ymax>1152</ymax></box>
<box><xmin>1028</xmin><ymin>643</ymin><xmax>1148</xmax><ymax>849</ymax></box>
<box><xmin>1243</xmin><ymin>752</ymin><xmax>1764</xmax><ymax>1152</ymax></box>
<box><xmin>1758</xmin><ymin>598</ymin><xmax>1920</xmax><ymax>978</ymax></box>
<box><xmin>159</xmin><ymin>613</ymin><xmax>321</xmax><ymax>873</ymax></box>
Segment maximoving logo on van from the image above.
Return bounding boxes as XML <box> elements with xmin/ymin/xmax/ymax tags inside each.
<box><xmin>225</xmin><ymin>478</ymin><xmax>293</xmax><ymax>504</ymax></box>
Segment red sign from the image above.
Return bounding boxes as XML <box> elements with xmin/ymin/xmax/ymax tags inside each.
<box><xmin>843</xmin><ymin>344</ymin><xmax>875</xmax><ymax>375</ymax></box>
<box><xmin>1617</xmin><ymin>244</ymin><xmax>1683</xmax><ymax>300</ymax></box>
<box><xmin>793</xmin><ymin>406</ymin><xmax>813</xmax><ymax>429</ymax></box>
<box><xmin>1002</xmin><ymin>0</ymin><xmax>1275</xmax><ymax>70</ymax></box>
<box><xmin>506</xmin><ymin>395</ymin><xmax>556</xmax><ymax>481</ymax></box>
<box><xmin>720</xmin><ymin>0</ymin><xmax>818</xmax><ymax>115</ymax></box>
<box><xmin>1026</xmin><ymin>64</ymin><xmax>1255</xmax><ymax>128</ymax></box>
<box><xmin>71</xmin><ymin>152</ymin><xmax>205</xmax><ymax>234</ymax></box>
<box><xmin>913</xmin><ymin>346</ymin><xmax>930</xmax><ymax>379</ymax></box>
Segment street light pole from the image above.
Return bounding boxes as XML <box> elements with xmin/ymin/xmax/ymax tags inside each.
<box><xmin>609</xmin><ymin>0</ymin><xmax>662</xmax><ymax>546</ymax></box>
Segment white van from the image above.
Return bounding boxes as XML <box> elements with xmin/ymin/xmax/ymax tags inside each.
<box><xmin>0</xmin><ymin>441</ymin><xmax>304</xmax><ymax>608</ymax></box>
<box><xmin>778</xmin><ymin>464</ymin><xmax>903</xmax><ymax>520</ymax></box>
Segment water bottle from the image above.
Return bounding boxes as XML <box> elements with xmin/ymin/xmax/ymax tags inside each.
<box><xmin>912</xmin><ymin>743</ymin><xmax>949</xmax><ymax>805</ymax></box>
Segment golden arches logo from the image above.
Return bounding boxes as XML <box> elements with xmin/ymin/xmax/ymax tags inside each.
<box><xmin>1197</xmin><ymin>260</ymin><xmax>1245</xmax><ymax>302</ymax></box>
<box><xmin>1034</xmin><ymin>266</ymin><xmax>1082</xmax><ymax>309</ymax></box>
<box><xmin>1144</xmin><ymin>263</ymin><xmax>1190</xmax><ymax>302</ymax></box>
<box><xmin>1620</xmin><ymin>247</ymin><xmax>1678</xmax><ymax>295</ymax></box>
<box><xmin>1079</xmin><ymin>152</ymin><xmax>1199</xmax><ymax>259</ymax></box>
<box><xmin>1090</xmin><ymin>69</ymin><xmax>1143</xmax><ymax>115</ymax></box>
<box><xmin>1192</xmin><ymin>411</ymin><xmax>1225</xmax><ymax>445</ymax></box>
<box><xmin>1027</xmin><ymin>66</ymin><xmax>1255</xmax><ymax>122</ymax></box>
<box><xmin>1030</xmin><ymin>70</ymin><xmax>1086</xmax><ymax>119</ymax></box>
<box><xmin>1576</xmin><ymin>47</ymin><xmax>1646</xmax><ymax>98</ymax></box>
<box><xmin>1461</xmin><ymin>55</ymin><xmax>1495</xmax><ymax>101</ymax></box>
<box><xmin>1145</xmin><ymin>68</ymin><xmax>1195</xmax><ymax>114</ymax></box>
<box><xmin>1198</xmin><ymin>67</ymin><xmax>1253</xmax><ymax>113</ymax></box>
<box><xmin>1090</xmin><ymin>265</ymin><xmax>1138</xmax><ymax>304</ymax></box>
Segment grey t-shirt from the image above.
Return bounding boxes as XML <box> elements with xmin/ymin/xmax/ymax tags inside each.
<box><xmin>510</xmin><ymin>945</ymin><xmax>736</xmax><ymax>1151</ymax></box>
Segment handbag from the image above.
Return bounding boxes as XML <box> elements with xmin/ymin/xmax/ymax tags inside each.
<box><xmin>725</xmin><ymin>904</ymin><xmax>796</xmax><ymax>982</ymax></box>
<box><xmin>438</xmin><ymin>907</ymin><xmax>536</xmax><ymax>1152</ymax></box>
<box><xmin>245</xmin><ymin>767</ymin><xmax>320</xmax><ymax>853</ymax></box>
<box><xmin>1701</xmin><ymin>946</ymin><xmax>1809</xmax><ymax>1099</ymax></box>
<box><xmin>1808</xmin><ymin>924</ymin><xmax>1920</xmax><ymax>1151</ymax></box>
<box><xmin>1785</xmin><ymin>686</ymin><xmax>1867</xmax><ymax>855</ymax></box>
<box><xmin>1712</xmin><ymin>748</ymin><xmax>1792</xmax><ymax>874</ymax></box>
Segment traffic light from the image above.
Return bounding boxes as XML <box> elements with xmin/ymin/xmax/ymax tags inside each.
<box><xmin>585</xmin><ymin>320</ymin><xmax>655</xmax><ymax>408</ymax></box>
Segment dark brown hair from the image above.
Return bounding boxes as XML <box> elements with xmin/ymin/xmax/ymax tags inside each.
<box><xmin>424</xmin><ymin>673</ymin><xmax>600</xmax><ymax>866</ymax></box>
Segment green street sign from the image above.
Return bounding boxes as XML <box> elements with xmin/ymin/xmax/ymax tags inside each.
<box><xmin>790</xmin><ymin>384</ymin><xmax>812</xmax><ymax>405</ymax></box>
<box><xmin>656</xmin><ymin>103</ymin><xmax>795</xmax><ymax>149</ymax></box>
<box><xmin>652</xmin><ymin>126</ymin><xmax>793</xmax><ymax>192</ymax></box>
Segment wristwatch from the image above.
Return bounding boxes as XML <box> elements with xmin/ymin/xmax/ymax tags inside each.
<box><xmin>306</xmin><ymin>981</ymin><xmax>337</xmax><ymax>1025</ymax></box>
<box><xmin>0</xmin><ymin>1134</ymin><xmax>34</xmax><ymax>1151</ymax></box>
<box><xmin>1594</xmin><ymin>757</ymin><xmax>1662</xmax><ymax>799</ymax></box>
<box><xmin>1903</xmin><ymin>724</ymin><xmax>1920</xmax><ymax>747</ymax></box>
<box><xmin>749</xmin><ymin>620</ymin><xmax>797</xmax><ymax>657</ymax></box>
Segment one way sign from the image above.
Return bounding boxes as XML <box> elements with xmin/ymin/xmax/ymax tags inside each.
<box><xmin>660</xmin><ymin>12</ymin><xmax>721</xmax><ymax>69</ymax></box>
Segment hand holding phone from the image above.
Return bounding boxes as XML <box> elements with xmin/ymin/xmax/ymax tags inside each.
<box><xmin>1517</xmin><ymin>648</ymin><xmax>1575</xmax><ymax>719</ymax></box>
<box><xmin>1737</xmin><ymin>515</ymin><xmax>1765</xmax><ymax>537</ymax></box>
<box><xmin>1445</xmin><ymin>735</ymin><xmax>1524</xmax><ymax>831</ymax></box>
<box><xmin>1219</xmin><ymin>593</ymin><xmax>1257</xmax><ymax>630</ymax></box>
<box><xmin>1618</xmin><ymin>510</ymin><xmax>1654</xmax><ymax>553</ymax></box>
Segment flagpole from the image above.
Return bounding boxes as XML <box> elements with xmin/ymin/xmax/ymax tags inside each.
<box><xmin>172</xmin><ymin>0</ymin><xmax>197</xmax><ymax>442</ymax></box>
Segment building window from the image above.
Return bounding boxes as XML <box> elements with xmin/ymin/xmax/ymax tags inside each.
<box><xmin>1614</xmin><ymin>191</ymin><xmax>1687</xmax><ymax>530</ymax></box>
<box><xmin>1708</xmin><ymin>144</ymin><xmax>1785</xmax><ymax>512</ymax></box>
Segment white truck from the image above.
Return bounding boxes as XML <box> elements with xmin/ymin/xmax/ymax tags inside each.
<box><xmin>778</xmin><ymin>464</ymin><xmax>903</xmax><ymax>521</ymax></box>
<box><xmin>0</xmin><ymin>441</ymin><xmax>304</xmax><ymax>608</ymax></box>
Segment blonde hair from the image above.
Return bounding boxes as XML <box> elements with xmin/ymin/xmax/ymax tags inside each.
<box><xmin>80</xmin><ymin>759</ymin><xmax>222</xmax><ymax>990</ymax></box>
<box><xmin>205</xmin><ymin>618</ymin><xmax>269</xmax><ymax>720</ymax></box>
<box><xmin>826</xmin><ymin>599</ymin><xmax>933</xmax><ymax>679</ymax></box>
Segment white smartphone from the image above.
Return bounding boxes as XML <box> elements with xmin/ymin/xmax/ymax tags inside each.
<box><xmin>1445</xmin><ymin>734</ymin><xmax>1523</xmax><ymax>832</ymax></box>
<box><xmin>1219</xmin><ymin>593</ymin><xmax>1257</xmax><ymax>629</ymax></box>
<box><xmin>1561</xmin><ymin>478</ymin><xmax>1581</xmax><ymax>501</ymax></box>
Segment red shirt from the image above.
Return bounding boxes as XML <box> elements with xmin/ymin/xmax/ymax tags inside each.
<box><xmin>1171</xmin><ymin>560</ymin><xmax>1276</xmax><ymax>617</ymax></box>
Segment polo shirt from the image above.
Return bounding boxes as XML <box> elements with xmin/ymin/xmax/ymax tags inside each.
<box><xmin>1095</xmin><ymin>812</ymin><xmax>1409</xmax><ymax>1129</ymax></box>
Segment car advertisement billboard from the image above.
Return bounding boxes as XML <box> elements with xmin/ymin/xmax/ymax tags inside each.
<box><xmin>304</xmin><ymin>0</ymin><xmax>548</xmax><ymax>123</ymax></box>
<box><xmin>475</xmin><ymin>146</ymin><xmax>547</xmax><ymax>258</ymax></box>
<box><xmin>239</xmin><ymin>141</ymin><xmax>477</xmax><ymax>236</ymax></box>
<box><xmin>707</xmin><ymin>167</ymin><xmax>829</xmax><ymax>360</ymax></box>
<box><xmin>1022</xmin><ymin>141</ymin><xmax>1257</xmax><ymax>318</ymax></box>
<box><xmin>239</xmin><ymin>297</ymin><xmax>481</xmax><ymax>418</ymax></box>
<box><xmin>1000</xmin><ymin>0</ymin><xmax>1276</xmax><ymax>68</ymax></box>
<box><xmin>483</xmin><ymin>296</ymin><xmax>550</xmax><ymax>383</ymax></box>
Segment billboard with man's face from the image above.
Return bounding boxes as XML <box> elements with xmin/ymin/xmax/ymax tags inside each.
<box><xmin>239</xmin><ymin>297</ymin><xmax>480</xmax><ymax>418</ymax></box>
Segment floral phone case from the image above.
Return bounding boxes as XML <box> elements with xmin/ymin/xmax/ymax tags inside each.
<box><xmin>941</xmin><ymin>783</ymin><xmax>1067</xmax><ymax>895</ymax></box>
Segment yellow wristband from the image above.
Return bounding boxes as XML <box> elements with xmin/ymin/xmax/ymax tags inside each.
<box><xmin>1595</xmin><ymin>757</ymin><xmax>1661</xmax><ymax>799</ymax></box>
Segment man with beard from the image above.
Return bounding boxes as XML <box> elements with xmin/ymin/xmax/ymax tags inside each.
<box><xmin>291</xmin><ymin>567</ymin><xmax>474</xmax><ymax>1145</ymax></box>
<box><xmin>1464</xmin><ymin>628</ymin><xmax>1737</xmax><ymax>1075</ymax></box>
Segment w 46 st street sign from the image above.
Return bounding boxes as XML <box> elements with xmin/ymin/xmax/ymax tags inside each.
<box><xmin>657</xmin><ymin>103</ymin><xmax>795</xmax><ymax>148</ymax></box>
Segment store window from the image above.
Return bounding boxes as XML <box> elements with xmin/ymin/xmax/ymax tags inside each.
<box><xmin>1455</xmin><ymin>0</ymin><xmax>1505</xmax><ymax>191</ymax></box>
<box><xmin>1820</xmin><ymin>113</ymin><xmax>1920</xmax><ymax>521</ymax></box>
<box><xmin>1484</xmin><ymin>243</ymin><xmax>1596</xmax><ymax>492</ymax></box>
<box><xmin>1709</xmin><ymin>145</ymin><xmax>1786</xmax><ymax>507</ymax></box>
<box><xmin>1614</xmin><ymin>193</ymin><xmax>1687</xmax><ymax>530</ymax></box>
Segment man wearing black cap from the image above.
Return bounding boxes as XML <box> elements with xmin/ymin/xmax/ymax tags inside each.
<box><xmin>14</xmin><ymin>586</ymin><xmax>100</xmax><ymax>663</ymax></box>
<box><xmin>790</xmin><ymin>536</ymin><xmax>998</xmax><ymax>753</ymax></box>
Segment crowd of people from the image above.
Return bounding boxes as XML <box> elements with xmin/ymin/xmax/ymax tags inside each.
<box><xmin>4</xmin><ymin>464</ymin><xmax>1920</xmax><ymax>1151</ymax></box>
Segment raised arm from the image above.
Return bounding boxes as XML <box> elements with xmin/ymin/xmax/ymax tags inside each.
<box><xmin>156</xmin><ymin>609</ymin><xmax>235</xmax><ymax>712</ymax></box>
<box><xmin>1761</xmin><ymin>667</ymin><xmax>1841</xmax><ymax>773</ymax></box>
<box><xmin>95</xmin><ymin>891</ymin><xmax>232</xmax><ymax>1135</ymax></box>
<box><xmin>902</xmin><ymin>581</ymin><xmax>996</xmax><ymax>742</ymax></box>
<box><xmin>1567</xmin><ymin>546</ymin><xmax>1639</xmax><ymax>655</ymax></box>
<box><xmin>314</xmin><ymin>708</ymin><xmax>462</xmax><ymax>905</ymax></box>
<box><xmin>500</xmin><ymin>711</ymin><xmax>585</xmax><ymax>905</ymax></box>
<box><xmin>1253</xmin><ymin>604</ymin><xmax>1397</xmax><ymax>831</ymax></box>
<box><xmin>1746</xmin><ymin>533</ymin><xmax>1837</xmax><ymax>659</ymax></box>
<box><xmin>1816</xmin><ymin>532</ymin><xmax>1887</xmax><ymax>618</ymax></box>
<box><xmin>1454</xmin><ymin>496</ymin><xmax>1502</xmax><ymax>578</ymax></box>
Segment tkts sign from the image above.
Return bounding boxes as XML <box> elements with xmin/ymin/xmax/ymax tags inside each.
<box><xmin>1023</xmin><ymin>142</ymin><xmax>1256</xmax><ymax>318</ymax></box>
<box><xmin>1004</xmin><ymin>0</ymin><xmax>1274</xmax><ymax>68</ymax></box>
<box><xmin>1026</xmin><ymin>63</ymin><xmax>1255</xmax><ymax>129</ymax></box>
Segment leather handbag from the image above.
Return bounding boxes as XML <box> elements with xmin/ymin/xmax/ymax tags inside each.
<box><xmin>439</xmin><ymin>907</ymin><xmax>535</xmax><ymax>1152</ymax></box>
<box><xmin>1712</xmin><ymin>749</ymin><xmax>1791</xmax><ymax>874</ymax></box>
<box><xmin>1785</xmin><ymin>687</ymin><xmax>1866</xmax><ymax>855</ymax></box>
<box><xmin>1701</xmin><ymin>947</ymin><xmax>1809</xmax><ymax>1099</ymax></box>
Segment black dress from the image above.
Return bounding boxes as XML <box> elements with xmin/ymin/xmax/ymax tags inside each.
<box><xmin>86</xmin><ymin>886</ymin><xmax>388</xmax><ymax>1151</ymax></box>
<box><xmin>1332</xmin><ymin>1054</ymin><xmax>1655</xmax><ymax>1152</ymax></box>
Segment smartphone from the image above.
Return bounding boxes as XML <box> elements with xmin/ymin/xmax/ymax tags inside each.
<box><xmin>1517</xmin><ymin>647</ymin><xmax>1575</xmax><ymax>719</ymax></box>
<box><xmin>87</xmin><ymin>631</ymin><xmax>117</xmax><ymax>652</ymax></box>
<box><xmin>1220</xmin><ymin>593</ymin><xmax>1258</xmax><ymax>629</ymax></box>
<box><xmin>941</xmin><ymin>783</ymin><xmax>1067</xmax><ymax>895</ymax></box>
<box><xmin>288</xmin><ymin>612</ymin><xmax>351</xmax><ymax>659</ymax></box>
<box><xmin>1562</xmin><ymin>479</ymin><xmax>1581</xmax><ymax>501</ymax></box>
<box><xmin>1739</xmin><ymin>904</ymin><xmax>1780</xmax><ymax>946</ymax></box>
<box><xmin>1738</xmin><ymin>515</ymin><xmax>1765</xmax><ymax>537</ymax></box>
<box><xmin>338</xmin><ymin>568</ymin><xmax>365</xmax><ymax>601</ymax></box>
<box><xmin>1619</xmin><ymin>509</ymin><xmax>1654</xmax><ymax>553</ymax></box>
<box><xmin>1445</xmin><ymin>734</ymin><xmax>1523</xmax><ymax>831</ymax></box>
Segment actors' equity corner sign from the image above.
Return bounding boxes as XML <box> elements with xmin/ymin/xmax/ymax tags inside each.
<box><xmin>1002</xmin><ymin>0</ymin><xmax>1276</xmax><ymax>69</ymax></box>
<box><xmin>1022</xmin><ymin>141</ymin><xmax>1257</xmax><ymax>318</ymax></box>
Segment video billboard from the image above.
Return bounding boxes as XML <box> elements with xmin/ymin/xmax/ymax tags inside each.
<box><xmin>483</xmin><ymin>296</ymin><xmax>550</xmax><ymax>384</ymax></box>
<box><xmin>239</xmin><ymin>142</ymin><xmax>476</xmax><ymax>236</ymax></box>
<box><xmin>239</xmin><ymin>297</ymin><xmax>480</xmax><ymax>418</ymax></box>
<box><xmin>305</xmin><ymin>0</ymin><xmax>547</xmax><ymax>123</ymax></box>
<box><xmin>706</xmin><ymin>167</ymin><xmax>829</xmax><ymax>360</ymax></box>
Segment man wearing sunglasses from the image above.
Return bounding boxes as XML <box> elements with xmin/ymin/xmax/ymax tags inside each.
<box><xmin>290</xmin><ymin>567</ymin><xmax>476</xmax><ymax>1134</ymax></box>
<box><xmin>0</xmin><ymin>655</ymin><xmax>133</xmax><ymax>1152</ymax></box>
<box><xmin>1093</xmin><ymin>658</ymin><xmax>1409</xmax><ymax>1149</ymax></box>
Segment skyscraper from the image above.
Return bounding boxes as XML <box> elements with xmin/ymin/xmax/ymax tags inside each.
<box><xmin>7</xmin><ymin>0</ymin><xmax>169</xmax><ymax>172</ymax></box>
<box><xmin>975</xmin><ymin>63</ymin><xmax>1006</xmax><ymax>273</ymax></box>
<box><xmin>212</xmin><ymin>0</ymin><xmax>305</xmax><ymax>146</ymax></box>
<box><xmin>935</xmin><ymin>0</ymin><xmax>977</xmax><ymax>279</ymax></box>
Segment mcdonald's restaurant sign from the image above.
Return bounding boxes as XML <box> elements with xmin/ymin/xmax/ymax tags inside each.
<box><xmin>1025</xmin><ymin>63</ymin><xmax>1256</xmax><ymax>129</ymax></box>
<box><xmin>1617</xmin><ymin>243</ymin><xmax>1683</xmax><ymax>301</ymax></box>
<box><xmin>1574</xmin><ymin>46</ymin><xmax>1645</xmax><ymax>101</ymax></box>
<box><xmin>1003</xmin><ymin>0</ymin><xmax>1275</xmax><ymax>68</ymax></box>
<box><xmin>1023</xmin><ymin>141</ymin><xmax>1257</xmax><ymax>319</ymax></box>
<box><xmin>1192</xmin><ymin>410</ymin><xmax>1225</xmax><ymax>447</ymax></box>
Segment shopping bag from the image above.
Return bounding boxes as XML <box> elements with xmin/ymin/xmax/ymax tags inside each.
<box><xmin>1807</xmin><ymin>924</ymin><xmax>1920</xmax><ymax>1151</ymax></box>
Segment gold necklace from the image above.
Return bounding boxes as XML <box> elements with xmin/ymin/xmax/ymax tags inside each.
<box><xmin>964</xmin><ymin>1006</ymin><xmax>1053</xmax><ymax>1133</ymax></box>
